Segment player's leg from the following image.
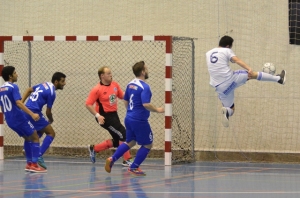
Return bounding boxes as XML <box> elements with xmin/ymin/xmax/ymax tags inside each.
<box><xmin>40</xmin><ymin>124</ymin><xmax>55</xmax><ymax>156</ymax></box>
<box><xmin>217</xmin><ymin>70</ymin><xmax>248</xmax><ymax>127</ymax></box>
<box><xmin>36</xmin><ymin>124</ymin><xmax>55</xmax><ymax>169</ymax></box>
<box><xmin>28</xmin><ymin>113</ymin><xmax>53</xmax><ymax>169</ymax></box>
<box><xmin>249</xmin><ymin>70</ymin><xmax>286</xmax><ymax>84</ymax></box>
<box><xmin>13</xmin><ymin>122</ymin><xmax>46</xmax><ymax>173</ymax></box>
<box><xmin>22</xmin><ymin>131</ymin><xmax>44</xmax><ymax>156</ymax></box>
<box><xmin>111</xmin><ymin>117</ymin><xmax>133</xmax><ymax>166</ymax></box>
<box><xmin>127</xmin><ymin>120</ymin><xmax>153</xmax><ymax>176</ymax></box>
<box><xmin>97</xmin><ymin>114</ymin><xmax>132</xmax><ymax>165</ymax></box>
<box><xmin>88</xmin><ymin>117</ymin><xmax>115</xmax><ymax>163</ymax></box>
<box><xmin>105</xmin><ymin>116</ymin><xmax>135</xmax><ymax>173</ymax></box>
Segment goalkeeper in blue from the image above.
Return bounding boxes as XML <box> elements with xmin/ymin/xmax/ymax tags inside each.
<box><xmin>206</xmin><ymin>36</ymin><xmax>286</xmax><ymax>127</ymax></box>
<box><xmin>104</xmin><ymin>61</ymin><xmax>164</xmax><ymax>176</ymax></box>
<box><xmin>0</xmin><ymin>66</ymin><xmax>46</xmax><ymax>173</ymax></box>
<box><xmin>21</xmin><ymin>72</ymin><xmax>66</xmax><ymax>169</ymax></box>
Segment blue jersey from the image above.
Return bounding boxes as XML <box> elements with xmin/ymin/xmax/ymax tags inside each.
<box><xmin>0</xmin><ymin>82</ymin><xmax>28</xmax><ymax>126</ymax></box>
<box><xmin>124</xmin><ymin>79</ymin><xmax>152</xmax><ymax>121</ymax></box>
<box><xmin>25</xmin><ymin>82</ymin><xmax>56</xmax><ymax>112</ymax></box>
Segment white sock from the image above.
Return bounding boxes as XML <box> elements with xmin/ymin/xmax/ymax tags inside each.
<box><xmin>257</xmin><ymin>72</ymin><xmax>280</xmax><ymax>82</ymax></box>
<box><xmin>226</xmin><ymin>107</ymin><xmax>234</xmax><ymax>117</ymax></box>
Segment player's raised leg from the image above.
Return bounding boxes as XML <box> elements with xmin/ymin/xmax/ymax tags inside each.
<box><xmin>249</xmin><ymin>70</ymin><xmax>286</xmax><ymax>85</ymax></box>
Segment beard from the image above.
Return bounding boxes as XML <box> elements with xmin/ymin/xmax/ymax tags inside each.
<box><xmin>57</xmin><ymin>85</ymin><xmax>64</xmax><ymax>90</ymax></box>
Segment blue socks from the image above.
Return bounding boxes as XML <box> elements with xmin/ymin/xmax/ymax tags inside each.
<box><xmin>112</xmin><ymin>143</ymin><xmax>130</xmax><ymax>162</ymax></box>
<box><xmin>31</xmin><ymin>142</ymin><xmax>40</xmax><ymax>163</ymax></box>
<box><xmin>24</xmin><ymin>141</ymin><xmax>32</xmax><ymax>163</ymax></box>
<box><xmin>40</xmin><ymin>135</ymin><xmax>54</xmax><ymax>156</ymax></box>
<box><xmin>130</xmin><ymin>146</ymin><xmax>150</xmax><ymax>169</ymax></box>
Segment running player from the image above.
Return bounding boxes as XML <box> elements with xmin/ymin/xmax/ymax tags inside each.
<box><xmin>86</xmin><ymin>66</ymin><xmax>132</xmax><ymax>166</ymax></box>
<box><xmin>206</xmin><ymin>36</ymin><xmax>286</xmax><ymax>127</ymax></box>
<box><xmin>104</xmin><ymin>61</ymin><xmax>164</xmax><ymax>176</ymax></box>
<box><xmin>22</xmin><ymin>72</ymin><xmax>66</xmax><ymax>169</ymax></box>
<box><xmin>0</xmin><ymin>66</ymin><xmax>46</xmax><ymax>173</ymax></box>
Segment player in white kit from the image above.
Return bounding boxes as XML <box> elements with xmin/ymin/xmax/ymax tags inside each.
<box><xmin>206</xmin><ymin>36</ymin><xmax>286</xmax><ymax>127</ymax></box>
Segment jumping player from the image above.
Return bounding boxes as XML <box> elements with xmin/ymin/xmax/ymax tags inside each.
<box><xmin>206</xmin><ymin>36</ymin><xmax>286</xmax><ymax>127</ymax></box>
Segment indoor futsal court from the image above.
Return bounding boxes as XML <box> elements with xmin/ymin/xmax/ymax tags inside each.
<box><xmin>1</xmin><ymin>157</ymin><xmax>300</xmax><ymax>198</ymax></box>
<box><xmin>1</xmin><ymin>0</ymin><xmax>300</xmax><ymax>198</ymax></box>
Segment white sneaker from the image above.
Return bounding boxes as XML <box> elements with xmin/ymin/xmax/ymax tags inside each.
<box><xmin>221</xmin><ymin>107</ymin><xmax>229</xmax><ymax>127</ymax></box>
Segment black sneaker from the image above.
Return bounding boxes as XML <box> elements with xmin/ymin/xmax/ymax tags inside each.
<box><xmin>122</xmin><ymin>158</ymin><xmax>133</xmax><ymax>167</ymax></box>
<box><xmin>88</xmin><ymin>145</ymin><xmax>96</xmax><ymax>163</ymax></box>
<box><xmin>221</xmin><ymin>107</ymin><xmax>229</xmax><ymax>127</ymax></box>
<box><xmin>277</xmin><ymin>70</ymin><xmax>286</xmax><ymax>85</ymax></box>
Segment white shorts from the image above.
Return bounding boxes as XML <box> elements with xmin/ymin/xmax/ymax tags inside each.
<box><xmin>215</xmin><ymin>70</ymin><xmax>248</xmax><ymax>107</ymax></box>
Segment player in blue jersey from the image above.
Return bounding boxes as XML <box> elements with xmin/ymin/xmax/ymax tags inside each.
<box><xmin>0</xmin><ymin>66</ymin><xmax>46</xmax><ymax>173</ymax></box>
<box><xmin>104</xmin><ymin>61</ymin><xmax>164</xmax><ymax>176</ymax></box>
<box><xmin>21</xmin><ymin>72</ymin><xmax>66</xmax><ymax>169</ymax></box>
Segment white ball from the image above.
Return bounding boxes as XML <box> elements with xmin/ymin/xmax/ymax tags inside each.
<box><xmin>262</xmin><ymin>63</ymin><xmax>276</xmax><ymax>75</ymax></box>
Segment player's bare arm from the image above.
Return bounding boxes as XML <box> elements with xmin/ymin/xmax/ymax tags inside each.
<box><xmin>46</xmin><ymin>107</ymin><xmax>54</xmax><ymax>123</ymax></box>
<box><xmin>119</xmin><ymin>89</ymin><xmax>125</xmax><ymax>99</ymax></box>
<box><xmin>16</xmin><ymin>100</ymin><xmax>40</xmax><ymax>121</ymax></box>
<box><xmin>143</xmin><ymin>103</ymin><xmax>164</xmax><ymax>113</ymax></box>
<box><xmin>85</xmin><ymin>104</ymin><xmax>105</xmax><ymax>124</ymax></box>
<box><xmin>21</xmin><ymin>87</ymin><xmax>34</xmax><ymax>103</ymax></box>
<box><xmin>231</xmin><ymin>56</ymin><xmax>257</xmax><ymax>79</ymax></box>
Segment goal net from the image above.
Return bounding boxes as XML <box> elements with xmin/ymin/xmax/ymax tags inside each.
<box><xmin>0</xmin><ymin>36</ymin><xmax>195</xmax><ymax>165</ymax></box>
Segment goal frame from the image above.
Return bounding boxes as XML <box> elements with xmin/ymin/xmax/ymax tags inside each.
<box><xmin>0</xmin><ymin>35</ymin><xmax>174</xmax><ymax>165</ymax></box>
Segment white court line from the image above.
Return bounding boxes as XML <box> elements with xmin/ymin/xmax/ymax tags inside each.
<box><xmin>18</xmin><ymin>189</ymin><xmax>300</xmax><ymax>194</ymax></box>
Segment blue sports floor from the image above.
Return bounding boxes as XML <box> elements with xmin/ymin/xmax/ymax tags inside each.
<box><xmin>1</xmin><ymin>157</ymin><xmax>300</xmax><ymax>198</ymax></box>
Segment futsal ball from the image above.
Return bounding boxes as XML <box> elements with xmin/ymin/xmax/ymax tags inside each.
<box><xmin>262</xmin><ymin>63</ymin><xmax>276</xmax><ymax>75</ymax></box>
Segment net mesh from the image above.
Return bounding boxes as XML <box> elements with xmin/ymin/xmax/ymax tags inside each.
<box><xmin>2</xmin><ymin>37</ymin><xmax>195</xmax><ymax>164</ymax></box>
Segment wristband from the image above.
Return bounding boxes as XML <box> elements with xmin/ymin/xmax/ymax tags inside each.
<box><xmin>95</xmin><ymin>113</ymin><xmax>101</xmax><ymax>118</ymax></box>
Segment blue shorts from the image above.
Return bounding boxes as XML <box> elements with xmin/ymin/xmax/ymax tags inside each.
<box><xmin>9</xmin><ymin>120</ymin><xmax>35</xmax><ymax>137</ymax></box>
<box><xmin>24</xmin><ymin>111</ymin><xmax>49</xmax><ymax>131</ymax></box>
<box><xmin>215</xmin><ymin>70</ymin><xmax>248</xmax><ymax>107</ymax></box>
<box><xmin>124</xmin><ymin>116</ymin><xmax>153</xmax><ymax>145</ymax></box>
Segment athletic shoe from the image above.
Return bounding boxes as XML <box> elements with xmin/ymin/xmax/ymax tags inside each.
<box><xmin>277</xmin><ymin>70</ymin><xmax>286</xmax><ymax>85</ymax></box>
<box><xmin>122</xmin><ymin>158</ymin><xmax>133</xmax><ymax>167</ymax></box>
<box><xmin>221</xmin><ymin>107</ymin><xmax>229</xmax><ymax>127</ymax></box>
<box><xmin>29</xmin><ymin>164</ymin><xmax>47</xmax><ymax>173</ymax></box>
<box><xmin>37</xmin><ymin>157</ymin><xmax>47</xmax><ymax>169</ymax></box>
<box><xmin>104</xmin><ymin>157</ymin><xmax>114</xmax><ymax>173</ymax></box>
<box><xmin>25</xmin><ymin>162</ymin><xmax>32</xmax><ymax>171</ymax></box>
<box><xmin>88</xmin><ymin>145</ymin><xmax>96</xmax><ymax>163</ymax></box>
<box><xmin>128</xmin><ymin>167</ymin><xmax>146</xmax><ymax>176</ymax></box>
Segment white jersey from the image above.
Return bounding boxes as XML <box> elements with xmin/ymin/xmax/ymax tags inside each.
<box><xmin>206</xmin><ymin>47</ymin><xmax>236</xmax><ymax>87</ymax></box>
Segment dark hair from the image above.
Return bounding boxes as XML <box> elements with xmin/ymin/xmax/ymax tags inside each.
<box><xmin>132</xmin><ymin>61</ymin><xmax>145</xmax><ymax>77</ymax></box>
<box><xmin>51</xmin><ymin>72</ymin><xmax>66</xmax><ymax>83</ymax></box>
<box><xmin>219</xmin><ymin>36</ymin><xmax>234</xmax><ymax>47</ymax></box>
<box><xmin>1</xmin><ymin>66</ymin><xmax>15</xmax><ymax>81</ymax></box>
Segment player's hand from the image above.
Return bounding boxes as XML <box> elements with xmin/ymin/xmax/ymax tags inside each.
<box><xmin>247</xmin><ymin>68</ymin><xmax>253</xmax><ymax>78</ymax></box>
<box><xmin>156</xmin><ymin>107</ymin><xmax>165</xmax><ymax>113</ymax></box>
<box><xmin>97</xmin><ymin>115</ymin><xmax>105</xmax><ymax>125</ymax></box>
<box><xmin>31</xmin><ymin>113</ymin><xmax>40</xmax><ymax>121</ymax></box>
